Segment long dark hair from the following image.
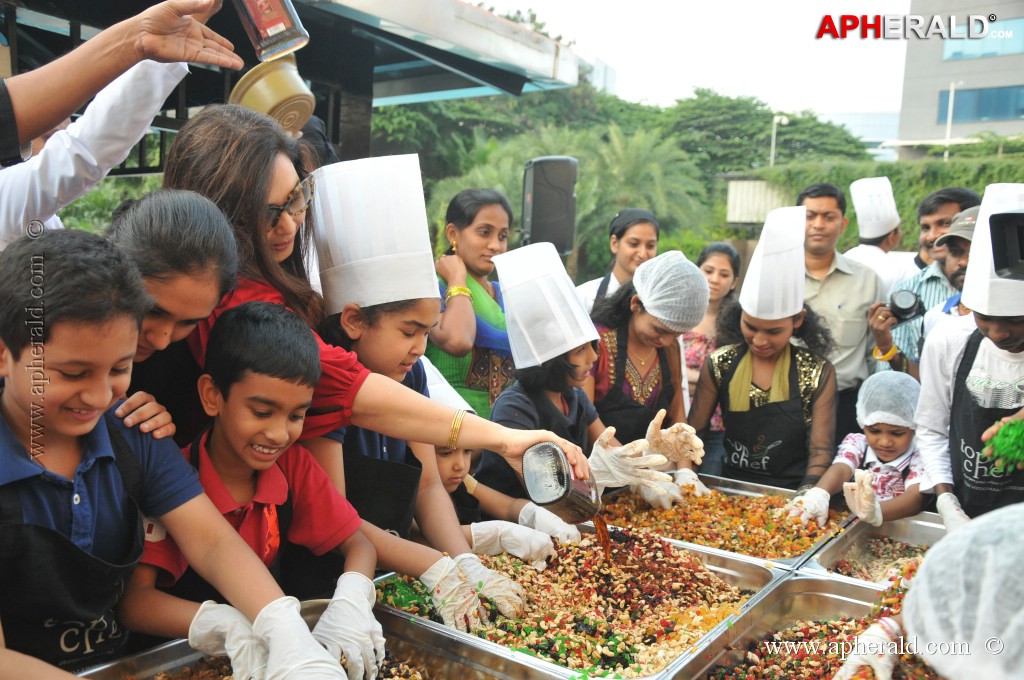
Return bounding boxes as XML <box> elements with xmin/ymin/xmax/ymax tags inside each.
<box><xmin>591</xmin><ymin>280</ymin><xmax>638</xmax><ymax>329</ymax></box>
<box><xmin>442</xmin><ymin>189</ymin><xmax>514</xmax><ymax>255</ymax></box>
<box><xmin>107</xmin><ymin>189</ymin><xmax>238</xmax><ymax>297</ymax></box>
<box><xmin>716</xmin><ymin>298</ymin><xmax>835</xmax><ymax>358</ymax></box>
<box><xmin>164</xmin><ymin>104</ymin><xmax>323</xmax><ymax>330</ymax></box>
<box><xmin>697</xmin><ymin>242</ymin><xmax>741</xmax><ymax>296</ymax></box>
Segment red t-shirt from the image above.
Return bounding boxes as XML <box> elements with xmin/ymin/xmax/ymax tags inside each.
<box><xmin>141</xmin><ymin>432</ymin><xmax>362</xmax><ymax>584</ymax></box>
<box><xmin>188</xmin><ymin>276</ymin><xmax>371</xmax><ymax>438</ymax></box>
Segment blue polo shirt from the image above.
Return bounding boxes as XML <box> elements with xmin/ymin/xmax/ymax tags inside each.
<box><xmin>0</xmin><ymin>400</ymin><xmax>203</xmax><ymax>564</ymax></box>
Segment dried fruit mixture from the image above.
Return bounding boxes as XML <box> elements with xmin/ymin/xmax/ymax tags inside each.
<box><xmin>143</xmin><ymin>651</ymin><xmax>423</xmax><ymax>679</ymax></box>
<box><xmin>602</xmin><ymin>490</ymin><xmax>843</xmax><ymax>560</ymax></box>
<box><xmin>378</xmin><ymin>527</ymin><xmax>752</xmax><ymax>678</ymax></box>
<box><xmin>832</xmin><ymin>536</ymin><xmax>928</xmax><ymax>582</ymax></box>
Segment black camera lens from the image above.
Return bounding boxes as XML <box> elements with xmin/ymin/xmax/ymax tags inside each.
<box><xmin>890</xmin><ymin>290</ymin><xmax>925</xmax><ymax>323</ymax></box>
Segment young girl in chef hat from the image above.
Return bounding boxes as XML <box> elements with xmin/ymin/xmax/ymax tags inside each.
<box><xmin>308</xmin><ymin>154</ymin><xmax>530</xmax><ymax>628</ymax></box>
<box><xmin>686</xmin><ymin>206</ymin><xmax>838</xmax><ymax>493</ymax></box>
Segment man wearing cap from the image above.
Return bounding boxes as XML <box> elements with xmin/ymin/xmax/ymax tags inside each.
<box><xmin>575</xmin><ymin>208</ymin><xmax>659</xmax><ymax>313</ymax></box>
<box><xmin>886</xmin><ymin>188</ymin><xmax>982</xmax><ymax>364</ymax></box>
<box><xmin>797</xmin><ymin>183</ymin><xmax>885</xmax><ymax>442</ymax></box>
<box><xmin>844</xmin><ymin>177</ymin><xmax>907</xmax><ymax>294</ymax></box>
<box><xmin>914</xmin><ymin>184</ymin><xmax>1024</xmax><ymax>531</ymax></box>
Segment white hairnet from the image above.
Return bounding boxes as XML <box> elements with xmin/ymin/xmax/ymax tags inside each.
<box><xmin>855</xmin><ymin>371</ymin><xmax>921</xmax><ymax>429</ymax></box>
<box><xmin>904</xmin><ymin>503</ymin><xmax>1024</xmax><ymax>679</ymax></box>
<box><xmin>632</xmin><ymin>251</ymin><xmax>709</xmax><ymax>333</ymax></box>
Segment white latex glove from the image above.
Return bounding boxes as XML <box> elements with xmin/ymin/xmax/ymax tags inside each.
<box><xmin>418</xmin><ymin>556</ymin><xmax>486</xmax><ymax>633</ymax></box>
<box><xmin>936</xmin><ymin>492</ymin><xmax>971</xmax><ymax>532</ymax></box>
<box><xmin>311</xmin><ymin>573</ymin><xmax>385</xmax><ymax>680</ymax></box>
<box><xmin>518</xmin><ymin>502</ymin><xmax>581</xmax><ymax>544</ymax></box>
<box><xmin>471</xmin><ymin>520</ymin><xmax>556</xmax><ymax>570</ymax></box>
<box><xmin>252</xmin><ymin>596</ymin><xmax>348</xmax><ymax>680</ymax></box>
<box><xmin>645</xmin><ymin>408</ymin><xmax>705</xmax><ymax>466</ymax></box>
<box><xmin>589</xmin><ymin>426</ymin><xmax>670</xmax><ymax>495</ymax></box>
<box><xmin>832</xmin><ymin>621</ymin><xmax>899</xmax><ymax>680</ymax></box>
<box><xmin>453</xmin><ymin>553</ymin><xmax>526</xmax><ymax>620</ymax></box>
<box><xmin>842</xmin><ymin>469</ymin><xmax>883</xmax><ymax>526</ymax></box>
<box><xmin>672</xmin><ymin>468</ymin><xmax>711</xmax><ymax>497</ymax></box>
<box><xmin>785</xmin><ymin>486</ymin><xmax>831</xmax><ymax>527</ymax></box>
<box><xmin>188</xmin><ymin>601</ymin><xmax>267</xmax><ymax>680</ymax></box>
<box><xmin>632</xmin><ymin>480</ymin><xmax>685</xmax><ymax>509</ymax></box>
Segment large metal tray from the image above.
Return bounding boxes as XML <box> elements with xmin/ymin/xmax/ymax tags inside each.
<box><xmin>667</xmin><ymin>573</ymin><xmax>881</xmax><ymax>679</ymax></box>
<box><xmin>77</xmin><ymin>599</ymin><xmax>480</xmax><ymax>679</ymax></box>
<box><xmin>600</xmin><ymin>474</ymin><xmax>851</xmax><ymax>570</ymax></box>
<box><xmin>372</xmin><ymin>539</ymin><xmax>787</xmax><ymax>679</ymax></box>
<box><xmin>800</xmin><ymin>511</ymin><xmax>945</xmax><ymax>587</ymax></box>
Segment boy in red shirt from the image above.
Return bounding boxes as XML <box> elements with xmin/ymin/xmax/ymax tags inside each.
<box><xmin>119</xmin><ymin>302</ymin><xmax>382</xmax><ymax>680</ymax></box>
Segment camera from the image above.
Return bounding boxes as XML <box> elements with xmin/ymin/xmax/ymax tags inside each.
<box><xmin>890</xmin><ymin>290</ymin><xmax>925</xmax><ymax>325</ymax></box>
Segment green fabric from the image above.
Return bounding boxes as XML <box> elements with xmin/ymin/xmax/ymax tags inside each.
<box><xmin>464</xmin><ymin>275</ymin><xmax>507</xmax><ymax>332</ymax></box>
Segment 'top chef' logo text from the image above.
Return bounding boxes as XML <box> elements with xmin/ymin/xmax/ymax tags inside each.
<box><xmin>816</xmin><ymin>14</ymin><xmax>994</xmax><ymax>39</ymax></box>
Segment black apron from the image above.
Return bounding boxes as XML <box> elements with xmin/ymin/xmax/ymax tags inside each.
<box><xmin>0</xmin><ymin>415</ymin><xmax>144</xmax><ymax>669</ymax></box>
<box><xmin>278</xmin><ymin>437</ymin><xmax>421</xmax><ymax>600</ymax></box>
<box><xmin>593</xmin><ymin>326</ymin><xmax>673</xmax><ymax>445</ymax></box>
<box><xmin>720</xmin><ymin>348</ymin><xmax>808</xmax><ymax>490</ymax></box>
<box><xmin>950</xmin><ymin>330</ymin><xmax>1024</xmax><ymax>518</ymax></box>
<box><xmin>129</xmin><ymin>338</ymin><xmax>208</xmax><ymax>449</ymax></box>
<box><xmin>593</xmin><ymin>273</ymin><xmax>612</xmax><ymax>307</ymax></box>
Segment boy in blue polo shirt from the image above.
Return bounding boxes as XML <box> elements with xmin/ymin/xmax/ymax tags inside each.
<box><xmin>0</xmin><ymin>231</ymin><xmax>344</xmax><ymax>678</ymax></box>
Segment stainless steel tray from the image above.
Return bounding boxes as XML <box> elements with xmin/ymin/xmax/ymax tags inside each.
<box><xmin>667</xmin><ymin>574</ymin><xmax>882</xmax><ymax>679</ymax></box>
<box><xmin>372</xmin><ymin>539</ymin><xmax>787</xmax><ymax>679</ymax></box>
<box><xmin>78</xmin><ymin>599</ymin><xmax>478</xmax><ymax>679</ymax></box>
<box><xmin>800</xmin><ymin>511</ymin><xmax>945</xmax><ymax>587</ymax></box>
<box><xmin>600</xmin><ymin>474</ymin><xmax>851</xmax><ymax>571</ymax></box>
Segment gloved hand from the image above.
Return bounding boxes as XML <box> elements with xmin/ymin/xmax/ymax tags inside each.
<box><xmin>632</xmin><ymin>480</ymin><xmax>685</xmax><ymax>510</ymax></box>
<box><xmin>645</xmin><ymin>408</ymin><xmax>705</xmax><ymax>466</ymax></box>
<box><xmin>252</xmin><ymin>596</ymin><xmax>348</xmax><ymax>680</ymax></box>
<box><xmin>453</xmin><ymin>553</ymin><xmax>525</xmax><ymax>620</ymax></box>
<box><xmin>471</xmin><ymin>520</ymin><xmax>556</xmax><ymax>570</ymax></box>
<box><xmin>418</xmin><ymin>556</ymin><xmax>486</xmax><ymax>633</ymax></box>
<box><xmin>312</xmin><ymin>573</ymin><xmax>385</xmax><ymax>680</ymax></box>
<box><xmin>589</xmin><ymin>426</ymin><xmax>670</xmax><ymax>495</ymax></box>
<box><xmin>785</xmin><ymin>486</ymin><xmax>831</xmax><ymax>527</ymax></box>
<box><xmin>833</xmin><ymin>619</ymin><xmax>901</xmax><ymax>680</ymax></box>
<box><xmin>936</xmin><ymin>492</ymin><xmax>971</xmax><ymax>532</ymax></box>
<box><xmin>842</xmin><ymin>469</ymin><xmax>882</xmax><ymax>526</ymax></box>
<box><xmin>672</xmin><ymin>468</ymin><xmax>710</xmax><ymax>497</ymax></box>
<box><xmin>518</xmin><ymin>502</ymin><xmax>581</xmax><ymax>544</ymax></box>
<box><xmin>188</xmin><ymin>601</ymin><xmax>267</xmax><ymax>680</ymax></box>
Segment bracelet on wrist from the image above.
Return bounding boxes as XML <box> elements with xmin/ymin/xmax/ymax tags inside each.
<box><xmin>447</xmin><ymin>409</ymin><xmax>467</xmax><ymax>450</ymax></box>
<box><xmin>444</xmin><ymin>286</ymin><xmax>473</xmax><ymax>304</ymax></box>
<box><xmin>873</xmin><ymin>344</ymin><xmax>899</xmax><ymax>362</ymax></box>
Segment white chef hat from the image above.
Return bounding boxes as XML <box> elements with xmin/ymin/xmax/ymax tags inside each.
<box><xmin>632</xmin><ymin>251</ymin><xmax>708</xmax><ymax>333</ymax></box>
<box><xmin>850</xmin><ymin>177</ymin><xmax>901</xmax><ymax>239</ymax></box>
<box><xmin>855</xmin><ymin>371</ymin><xmax>920</xmax><ymax>429</ymax></box>
<box><xmin>738</xmin><ymin>206</ymin><xmax>806</xmax><ymax>320</ymax></box>
<box><xmin>311</xmin><ymin>154</ymin><xmax>440</xmax><ymax>316</ymax></box>
<box><xmin>961</xmin><ymin>183</ymin><xmax>1024</xmax><ymax>316</ymax></box>
<box><xmin>421</xmin><ymin>355</ymin><xmax>475</xmax><ymax>414</ymax></box>
<box><xmin>904</xmin><ymin>503</ymin><xmax>1024</xmax><ymax>679</ymax></box>
<box><xmin>493</xmin><ymin>242</ymin><xmax>598</xmax><ymax>369</ymax></box>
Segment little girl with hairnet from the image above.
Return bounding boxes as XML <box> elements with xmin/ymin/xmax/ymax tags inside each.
<box><xmin>786</xmin><ymin>371</ymin><xmax>927</xmax><ymax>527</ymax></box>
<box><xmin>834</xmin><ymin>502</ymin><xmax>1024</xmax><ymax>680</ymax></box>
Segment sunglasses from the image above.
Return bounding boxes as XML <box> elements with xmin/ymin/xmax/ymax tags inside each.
<box><xmin>267</xmin><ymin>175</ymin><xmax>315</xmax><ymax>228</ymax></box>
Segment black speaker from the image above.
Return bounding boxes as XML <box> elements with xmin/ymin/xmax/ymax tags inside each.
<box><xmin>991</xmin><ymin>210</ymin><xmax>1024</xmax><ymax>280</ymax></box>
<box><xmin>522</xmin><ymin>156</ymin><xmax>578</xmax><ymax>256</ymax></box>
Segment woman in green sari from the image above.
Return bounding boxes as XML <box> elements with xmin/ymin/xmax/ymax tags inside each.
<box><xmin>425</xmin><ymin>189</ymin><xmax>516</xmax><ymax>418</ymax></box>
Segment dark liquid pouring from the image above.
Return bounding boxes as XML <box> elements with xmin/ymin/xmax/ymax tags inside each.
<box><xmin>592</xmin><ymin>513</ymin><xmax>612</xmax><ymax>560</ymax></box>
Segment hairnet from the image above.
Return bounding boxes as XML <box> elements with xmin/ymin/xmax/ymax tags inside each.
<box><xmin>855</xmin><ymin>371</ymin><xmax>920</xmax><ymax>429</ymax></box>
<box><xmin>904</xmin><ymin>503</ymin><xmax>1024</xmax><ymax>679</ymax></box>
<box><xmin>632</xmin><ymin>251</ymin><xmax>708</xmax><ymax>333</ymax></box>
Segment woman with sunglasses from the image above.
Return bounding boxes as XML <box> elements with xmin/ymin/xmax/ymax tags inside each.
<box><xmin>159</xmin><ymin>104</ymin><xmax>588</xmax><ymax>491</ymax></box>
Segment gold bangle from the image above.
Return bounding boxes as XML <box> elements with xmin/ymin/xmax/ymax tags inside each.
<box><xmin>447</xmin><ymin>409</ymin><xmax>467</xmax><ymax>450</ymax></box>
<box><xmin>872</xmin><ymin>344</ymin><xmax>899</xmax><ymax>362</ymax></box>
<box><xmin>445</xmin><ymin>286</ymin><xmax>473</xmax><ymax>304</ymax></box>
<box><xmin>463</xmin><ymin>473</ymin><xmax>478</xmax><ymax>495</ymax></box>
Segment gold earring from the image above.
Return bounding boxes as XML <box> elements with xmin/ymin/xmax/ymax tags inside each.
<box><xmin>451</xmin><ymin>241</ymin><xmax>458</xmax><ymax>254</ymax></box>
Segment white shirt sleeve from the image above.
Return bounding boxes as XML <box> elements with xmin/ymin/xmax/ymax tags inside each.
<box><xmin>0</xmin><ymin>61</ymin><xmax>188</xmax><ymax>249</ymax></box>
<box><xmin>914</xmin><ymin>318</ymin><xmax>973</xmax><ymax>491</ymax></box>
<box><xmin>575</xmin><ymin>277</ymin><xmax>601</xmax><ymax>313</ymax></box>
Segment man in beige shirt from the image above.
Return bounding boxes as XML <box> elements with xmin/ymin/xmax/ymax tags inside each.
<box><xmin>797</xmin><ymin>183</ymin><xmax>885</xmax><ymax>442</ymax></box>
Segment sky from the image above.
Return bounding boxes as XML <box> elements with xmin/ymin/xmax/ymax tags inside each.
<box><xmin>484</xmin><ymin>0</ymin><xmax>913</xmax><ymax>115</ymax></box>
